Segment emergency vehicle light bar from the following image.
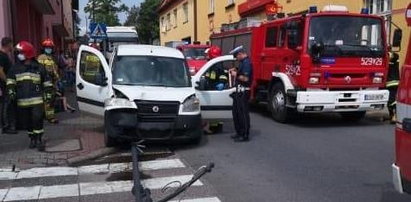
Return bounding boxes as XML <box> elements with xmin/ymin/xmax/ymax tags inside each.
<box><xmin>322</xmin><ymin>5</ymin><xmax>348</xmax><ymax>12</ymax></box>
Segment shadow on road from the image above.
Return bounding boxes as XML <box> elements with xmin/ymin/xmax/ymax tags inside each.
<box><xmin>249</xmin><ymin>103</ymin><xmax>391</xmax><ymax>128</ymax></box>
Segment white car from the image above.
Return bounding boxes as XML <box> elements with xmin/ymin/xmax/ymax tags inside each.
<box><xmin>76</xmin><ymin>44</ymin><xmax>236</xmax><ymax>146</ymax></box>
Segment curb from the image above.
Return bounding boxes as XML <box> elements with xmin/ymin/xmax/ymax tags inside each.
<box><xmin>67</xmin><ymin>147</ymin><xmax>118</xmax><ymax>166</ymax></box>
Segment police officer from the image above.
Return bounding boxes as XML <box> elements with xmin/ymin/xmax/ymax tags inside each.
<box><xmin>7</xmin><ymin>41</ymin><xmax>53</xmax><ymax>151</ymax></box>
<box><xmin>37</xmin><ymin>38</ymin><xmax>59</xmax><ymax>124</ymax></box>
<box><xmin>387</xmin><ymin>52</ymin><xmax>400</xmax><ymax>124</ymax></box>
<box><xmin>229</xmin><ymin>46</ymin><xmax>252</xmax><ymax>142</ymax></box>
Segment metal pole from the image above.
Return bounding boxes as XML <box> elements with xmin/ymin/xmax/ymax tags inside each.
<box><xmin>131</xmin><ymin>143</ymin><xmax>143</xmax><ymax>202</ymax></box>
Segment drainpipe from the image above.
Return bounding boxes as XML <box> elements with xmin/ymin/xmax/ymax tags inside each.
<box><xmin>193</xmin><ymin>0</ymin><xmax>198</xmax><ymax>42</ymax></box>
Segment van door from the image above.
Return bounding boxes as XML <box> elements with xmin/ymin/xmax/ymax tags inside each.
<box><xmin>261</xmin><ymin>25</ymin><xmax>280</xmax><ymax>80</ymax></box>
<box><xmin>76</xmin><ymin>45</ymin><xmax>113</xmax><ymax>117</ymax></box>
<box><xmin>193</xmin><ymin>55</ymin><xmax>236</xmax><ymax>119</ymax></box>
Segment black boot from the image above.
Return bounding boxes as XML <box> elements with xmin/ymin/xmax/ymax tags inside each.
<box><xmin>37</xmin><ymin>134</ymin><xmax>45</xmax><ymax>152</ymax></box>
<box><xmin>29</xmin><ymin>135</ymin><xmax>37</xmax><ymax>149</ymax></box>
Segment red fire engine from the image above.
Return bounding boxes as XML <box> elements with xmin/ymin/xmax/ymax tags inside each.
<box><xmin>177</xmin><ymin>43</ymin><xmax>211</xmax><ymax>75</ymax></box>
<box><xmin>211</xmin><ymin>5</ymin><xmax>392</xmax><ymax>123</ymax></box>
<box><xmin>392</xmin><ymin>2</ymin><xmax>411</xmax><ymax>195</ymax></box>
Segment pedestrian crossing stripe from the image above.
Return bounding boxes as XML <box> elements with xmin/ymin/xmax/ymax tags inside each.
<box><xmin>0</xmin><ymin>159</ymin><xmax>185</xmax><ymax>180</ymax></box>
<box><xmin>0</xmin><ymin>175</ymin><xmax>204</xmax><ymax>201</ymax></box>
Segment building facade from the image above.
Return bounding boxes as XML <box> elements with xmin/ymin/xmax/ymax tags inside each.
<box><xmin>0</xmin><ymin>0</ymin><xmax>78</xmax><ymax>53</ymax></box>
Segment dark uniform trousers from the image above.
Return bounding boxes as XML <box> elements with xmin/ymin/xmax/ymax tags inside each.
<box><xmin>20</xmin><ymin>104</ymin><xmax>44</xmax><ymax>136</ymax></box>
<box><xmin>232</xmin><ymin>90</ymin><xmax>250</xmax><ymax>137</ymax></box>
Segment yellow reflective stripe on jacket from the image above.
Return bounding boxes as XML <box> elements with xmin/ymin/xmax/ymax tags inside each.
<box><xmin>15</xmin><ymin>73</ymin><xmax>41</xmax><ymax>83</ymax></box>
<box><xmin>6</xmin><ymin>79</ymin><xmax>16</xmax><ymax>85</ymax></box>
<box><xmin>33</xmin><ymin>129</ymin><xmax>44</xmax><ymax>134</ymax></box>
<box><xmin>386</xmin><ymin>80</ymin><xmax>399</xmax><ymax>87</ymax></box>
<box><xmin>86</xmin><ymin>55</ymin><xmax>100</xmax><ymax>63</ymax></box>
<box><xmin>43</xmin><ymin>81</ymin><xmax>53</xmax><ymax>87</ymax></box>
<box><xmin>17</xmin><ymin>97</ymin><xmax>44</xmax><ymax>106</ymax></box>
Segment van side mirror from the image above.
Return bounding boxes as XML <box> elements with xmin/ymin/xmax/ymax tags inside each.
<box><xmin>392</xmin><ymin>28</ymin><xmax>402</xmax><ymax>49</ymax></box>
<box><xmin>95</xmin><ymin>72</ymin><xmax>108</xmax><ymax>87</ymax></box>
<box><xmin>195</xmin><ymin>77</ymin><xmax>207</xmax><ymax>90</ymax></box>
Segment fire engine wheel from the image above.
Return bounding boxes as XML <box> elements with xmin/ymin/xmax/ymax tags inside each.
<box><xmin>339</xmin><ymin>111</ymin><xmax>366</xmax><ymax>122</ymax></box>
<box><xmin>269</xmin><ymin>82</ymin><xmax>290</xmax><ymax>123</ymax></box>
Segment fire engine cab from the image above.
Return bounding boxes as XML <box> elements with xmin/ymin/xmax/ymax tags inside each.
<box><xmin>211</xmin><ymin>5</ymin><xmax>391</xmax><ymax>122</ymax></box>
<box><xmin>392</xmin><ymin>2</ymin><xmax>411</xmax><ymax>195</ymax></box>
<box><xmin>176</xmin><ymin>43</ymin><xmax>211</xmax><ymax>75</ymax></box>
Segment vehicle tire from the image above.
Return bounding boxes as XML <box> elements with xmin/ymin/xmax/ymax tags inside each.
<box><xmin>339</xmin><ymin>111</ymin><xmax>366</xmax><ymax>122</ymax></box>
<box><xmin>269</xmin><ymin>82</ymin><xmax>292</xmax><ymax>123</ymax></box>
<box><xmin>104</xmin><ymin>117</ymin><xmax>118</xmax><ymax>147</ymax></box>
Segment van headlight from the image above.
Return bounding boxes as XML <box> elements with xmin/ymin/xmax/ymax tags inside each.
<box><xmin>105</xmin><ymin>98</ymin><xmax>135</xmax><ymax>107</ymax></box>
<box><xmin>182</xmin><ymin>95</ymin><xmax>200</xmax><ymax>112</ymax></box>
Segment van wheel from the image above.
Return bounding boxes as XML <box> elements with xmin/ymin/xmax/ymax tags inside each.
<box><xmin>269</xmin><ymin>82</ymin><xmax>291</xmax><ymax>123</ymax></box>
<box><xmin>339</xmin><ymin>111</ymin><xmax>366</xmax><ymax>122</ymax></box>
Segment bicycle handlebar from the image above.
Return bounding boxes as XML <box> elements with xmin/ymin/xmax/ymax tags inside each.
<box><xmin>157</xmin><ymin>162</ymin><xmax>215</xmax><ymax>202</ymax></box>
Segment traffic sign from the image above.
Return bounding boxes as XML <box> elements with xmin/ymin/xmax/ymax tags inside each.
<box><xmin>89</xmin><ymin>23</ymin><xmax>107</xmax><ymax>39</ymax></box>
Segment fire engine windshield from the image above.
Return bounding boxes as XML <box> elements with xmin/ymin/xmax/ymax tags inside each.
<box><xmin>112</xmin><ymin>56</ymin><xmax>191</xmax><ymax>87</ymax></box>
<box><xmin>309</xmin><ymin>16</ymin><xmax>384</xmax><ymax>57</ymax></box>
<box><xmin>183</xmin><ymin>48</ymin><xmax>207</xmax><ymax>60</ymax></box>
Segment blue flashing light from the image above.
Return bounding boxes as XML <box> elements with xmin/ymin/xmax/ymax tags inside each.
<box><xmin>324</xmin><ymin>72</ymin><xmax>331</xmax><ymax>79</ymax></box>
<box><xmin>309</xmin><ymin>6</ymin><xmax>318</xmax><ymax>13</ymax></box>
<box><xmin>361</xmin><ymin>8</ymin><xmax>369</xmax><ymax>14</ymax></box>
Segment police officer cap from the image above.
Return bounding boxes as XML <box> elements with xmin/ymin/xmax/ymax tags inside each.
<box><xmin>230</xmin><ymin>46</ymin><xmax>244</xmax><ymax>57</ymax></box>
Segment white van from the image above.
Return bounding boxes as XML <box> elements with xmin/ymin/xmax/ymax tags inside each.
<box><xmin>76</xmin><ymin>45</ymin><xmax>236</xmax><ymax>146</ymax></box>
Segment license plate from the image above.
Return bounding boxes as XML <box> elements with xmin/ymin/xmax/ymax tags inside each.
<box><xmin>365</xmin><ymin>94</ymin><xmax>384</xmax><ymax>100</ymax></box>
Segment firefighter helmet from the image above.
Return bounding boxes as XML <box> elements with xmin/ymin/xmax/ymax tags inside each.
<box><xmin>15</xmin><ymin>41</ymin><xmax>36</xmax><ymax>59</ymax></box>
<box><xmin>208</xmin><ymin>46</ymin><xmax>222</xmax><ymax>59</ymax></box>
<box><xmin>90</xmin><ymin>43</ymin><xmax>100</xmax><ymax>50</ymax></box>
<box><xmin>41</xmin><ymin>38</ymin><xmax>55</xmax><ymax>48</ymax></box>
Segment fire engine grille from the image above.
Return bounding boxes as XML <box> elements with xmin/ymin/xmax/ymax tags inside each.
<box><xmin>135</xmin><ymin>100</ymin><xmax>180</xmax><ymax>117</ymax></box>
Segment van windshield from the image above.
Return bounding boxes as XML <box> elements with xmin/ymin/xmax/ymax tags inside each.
<box><xmin>308</xmin><ymin>16</ymin><xmax>384</xmax><ymax>57</ymax></box>
<box><xmin>113</xmin><ymin>56</ymin><xmax>191</xmax><ymax>87</ymax></box>
<box><xmin>183</xmin><ymin>48</ymin><xmax>207</xmax><ymax>60</ymax></box>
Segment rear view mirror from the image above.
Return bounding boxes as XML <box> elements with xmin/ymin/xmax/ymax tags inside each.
<box><xmin>392</xmin><ymin>28</ymin><xmax>402</xmax><ymax>50</ymax></box>
<box><xmin>311</xmin><ymin>42</ymin><xmax>324</xmax><ymax>64</ymax></box>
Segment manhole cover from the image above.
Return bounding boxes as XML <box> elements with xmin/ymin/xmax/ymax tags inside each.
<box><xmin>46</xmin><ymin>139</ymin><xmax>81</xmax><ymax>152</ymax></box>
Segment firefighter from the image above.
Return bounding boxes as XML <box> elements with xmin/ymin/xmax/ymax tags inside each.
<box><xmin>7</xmin><ymin>41</ymin><xmax>53</xmax><ymax>151</ymax></box>
<box><xmin>37</xmin><ymin>38</ymin><xmax>59</xmax><ymax>124</ymax></box>
<box><xmin>229</xmin><ymin>46</ymin><xmax>252</xmax><ymax>142</ymax></box>
<box><xmin>387</xmin><ymin>52</ymin><xmax>400</xmax><ymax>124</ymax></box>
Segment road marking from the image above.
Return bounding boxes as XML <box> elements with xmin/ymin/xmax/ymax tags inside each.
<box><xmin>170</xmin><ymin>197</ymin><xmax>221</xmax><ymax>202</ymax></box>
<box><xmin>142</xmin><ymin>175</ymin><xmax>203</xmax><ymax>190</ymax></box>
<box><xmin>16</xmin><ymin>167</ymin><xmax>78</xmax><ymax>179</ymax></box>
<box><xmin>0</xmin><ymin>159</ymin><xmax>186</xmax><ymax>180</ymax></box>
<box><xmin>0</xmin><ymin>175</ymin><xmax>203</xmax><ymax>200</ymax></box>
<box><xmin>39</xmin><ymin>184</ymin><xmax>79</xmax><ymax>199</ymax></box>
<box><xmin>3</xmin><ymin>186</ymin><xmax>41</xmax><ymax>201</ymax></box>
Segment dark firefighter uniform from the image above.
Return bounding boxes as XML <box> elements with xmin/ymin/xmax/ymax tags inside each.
<box><xmin>230</xmin><ymin>46</ymin><xmax>252</xmax><ymax>141</ymax></box>
<box><xmin>7</xmin><ymin>61</ymin><xmax>53</xmax><ymax>150</ymax></box>
<box><xmin>37</xmin><ymin>54</ymin><xmax>59</xmax><ymax>122</ymax></box>
<box><xmin>387</xmin><ymin>52</ymin><xmax>400</xmax><ymax>123</ymax></box>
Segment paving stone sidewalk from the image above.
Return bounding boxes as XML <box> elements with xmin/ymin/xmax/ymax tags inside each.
<box><xmin>0</xmin><ymin>93</ymin><xmax>107</xmax><ymax>170</ymax></box>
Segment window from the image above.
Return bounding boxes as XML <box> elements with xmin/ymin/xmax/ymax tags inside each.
<box><xmin>209</xmin><ymin>0</ymin><xmax>215</xmax><ymax>14</ymax></box>
<box><xmin>80</xmin><ymin>52</ymin><xmax>104</xmax><ymax>85</ymax></box>
<box><xmin>265</xmin><ymin>27</ymin><xmax>278</xmax><ymax>47</ymax></box>
<box><xmin>173</xmin><ymin>9</ymin><xmax>178</xmax><ymax>28</ymax></box>
<box><xmin>202</xmin><ymin>61</ymin><xmax>237</xmax><ymax>91</ymax></box>
<box><xmin>183</xmin><ymin>3</ymin><xmax>189</xmax><ymax>23</ymax></box>
<box><xmin>278</xmin><ymin>26</ymin><xmax>286</xmax><ymax>47</ymax></box>
<box><xmin>166</xmin><ymin>13</ymin><xmax>171</xmax><ymax>31</ymax></box>
<box><xmin>160</xmin><ymin>17</ymin><xmax>165</xmax><ymax>31</ymax></box>
<box><xmin>364</xmin><ymin>0</ymin><xmax>392</xmax><ymax>42</ymax></box>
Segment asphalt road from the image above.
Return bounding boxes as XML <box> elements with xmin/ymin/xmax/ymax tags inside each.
<box><xmin>173</xmin><ymin>107</ymin><xmax>411</xmax><ymax>202</ymax></box>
